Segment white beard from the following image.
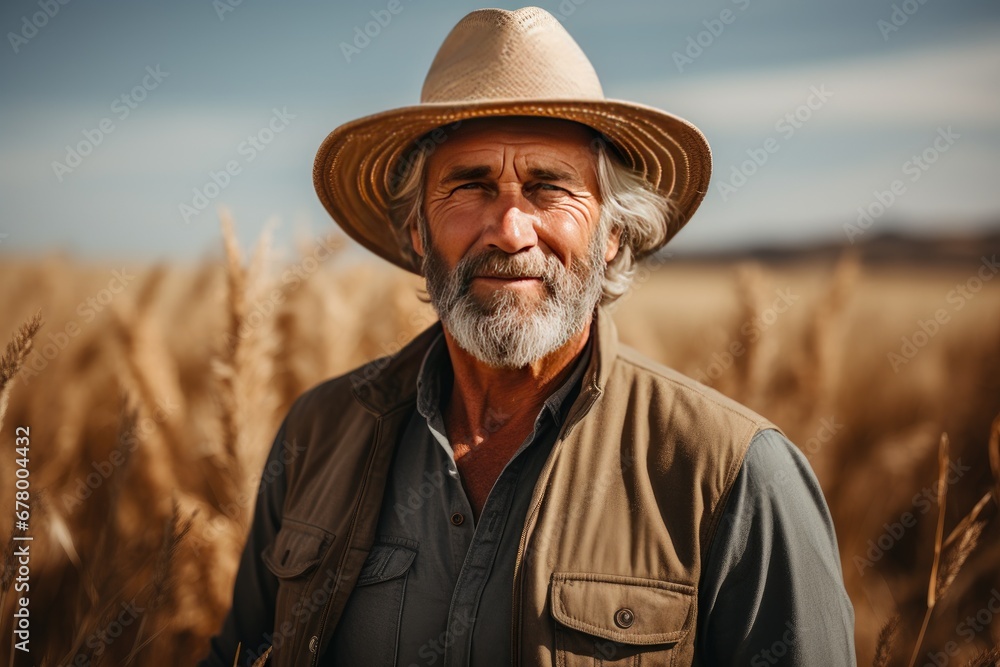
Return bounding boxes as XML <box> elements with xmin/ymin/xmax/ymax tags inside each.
<box><xmin>421</xmin><ymin>229</ymin><xmax>607</xmax><ymax>369</ymax></box>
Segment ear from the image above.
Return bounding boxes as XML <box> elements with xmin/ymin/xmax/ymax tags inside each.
<box><xmin>603</xmin><ymin>225</ymin><xmax>621</xmax><ymax>263</ymax></box>
<box><xmin>409</xmin><ymin>220</ymin><xmax>425</xmax><ymax>258</ymax></box>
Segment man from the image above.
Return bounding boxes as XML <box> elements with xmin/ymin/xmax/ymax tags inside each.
<box><xmin>201</xmin><ymin>7</ymin><xmax>855</xmax><ymax>666</ymax></box>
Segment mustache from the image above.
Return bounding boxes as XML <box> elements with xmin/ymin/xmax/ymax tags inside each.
<box><xmin>454</xmin><ymin>248</ymin><xmax>562</xmax><ymax>290</ymax></box>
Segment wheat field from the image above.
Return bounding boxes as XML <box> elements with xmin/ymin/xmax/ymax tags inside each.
<box><xmin>1</xmin><ymin>218</ymin><xmax>998</xmax><ymax>666</ymax></box>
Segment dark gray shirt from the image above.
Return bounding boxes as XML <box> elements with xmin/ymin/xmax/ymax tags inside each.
<box><xmin>324</xmin><ymin>330</ymin><xmax>856</xmax><ymax>666</ymax></box>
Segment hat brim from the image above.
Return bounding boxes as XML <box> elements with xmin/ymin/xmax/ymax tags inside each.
<box><xmin>312</xmin><ymin>98</ymin><xmax>711</xmax><ymax>274</ymax></box>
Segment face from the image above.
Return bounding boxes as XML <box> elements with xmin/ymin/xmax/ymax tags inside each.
<box><xmin>411</xmin><ymin>117</ymin><xmax>620</xmax><ymax>368</ymax></box>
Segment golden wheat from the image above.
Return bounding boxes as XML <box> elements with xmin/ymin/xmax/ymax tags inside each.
<box><xmin>0</xmin><ymin>220</ymin><xmax>997</xmax><ymax>665</ymax></box>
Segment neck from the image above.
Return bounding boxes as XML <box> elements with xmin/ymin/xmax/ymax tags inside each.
<box><xmin>440</xmin><ymin>313</ymin><xmax>593</xmax><ymax>438</ymax></box>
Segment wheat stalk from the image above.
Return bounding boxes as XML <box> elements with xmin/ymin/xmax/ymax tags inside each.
<box><xmin>872</xmin><ymin>614</ymin><xmax>899</xmax><ymax>667</ymax></box>
<box><xmin>0</xmin><ymin>311</ymin><xmax>43</xmax><ymax>430</ymax></box>
<box><xmin>907</xmin><ymin>432</ymin><xmax>950</xmax><ymax>667</ymax></box>
<box><xmin>965</xmin><ymin>646</ymin><xmax>1000</xmax><ymax>667</ymax></box>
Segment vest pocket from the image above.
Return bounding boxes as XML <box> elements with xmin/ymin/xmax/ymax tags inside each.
<box><xmin>328</xmin><ymin>536</ymin><xmax>418</xmax><ymax>666</ymax></box>
<box><xmin>549</xmin><ymin>573</ymin><xmax>695</xmax><ymax>666</ymax></box>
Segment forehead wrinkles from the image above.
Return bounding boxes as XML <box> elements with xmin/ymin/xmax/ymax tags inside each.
<box><xmin>430</xmin><ymin>143</ymin><xmax>594</xmax><ymax>185</ymax></box>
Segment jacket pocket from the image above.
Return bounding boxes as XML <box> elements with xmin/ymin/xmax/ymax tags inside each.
<box><xmin>549</xmin><ymin>572</ymin><xmax>695</xmax><ymax>667</ymax></box>
<box><xmin>262</xmin><ymin>519</ymin><xmax>333</xmax><ymax>579</ymax></box>
<box><xmin>328</xmin><ymin>536</ymin><xmax>418</xmax><ymax>666</ymax></box>
<box><xmin>261</xmin><ymin>518</ymin><xmax>335</xmax><ymax>664</ymax></box>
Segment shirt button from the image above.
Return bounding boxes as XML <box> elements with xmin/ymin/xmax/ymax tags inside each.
<box><xmin>614</xmin><ymin>607</ymin><xmax>635</xmax><ymax>628</ymax></box>
<box><xmin>308</xmin><ymin>635</ymin><xmax>319</xmax><ymax>653</ymax></box>
<box><xmin>450</xmin><ymin>512</ymin><xmax>465</xmax><ymax>526</ymax></box>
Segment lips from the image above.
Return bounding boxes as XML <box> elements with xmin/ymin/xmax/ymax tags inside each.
<box><xmin>474</xmin><ymin>275</ymin><xmax>540</xmax><ymax>281</ymax></box>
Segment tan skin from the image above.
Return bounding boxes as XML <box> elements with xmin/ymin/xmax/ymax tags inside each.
<box><xmin>410</xmin><ymin>117</ymin><xmax>620</xmax><ymax>519</ymax></box>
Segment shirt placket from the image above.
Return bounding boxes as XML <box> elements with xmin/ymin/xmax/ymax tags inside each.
<box><xmin>442</xmin><ymin>450</ymin><xmax>528</xmax><ymax>667</ymax></box>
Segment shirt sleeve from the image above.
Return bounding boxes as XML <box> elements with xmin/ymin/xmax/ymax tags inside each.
<box><xmin>197</xmin><ymin>421</ymin><xmax>289</xmax><ymax>667</ymax></box>
<box><xmin>695</xmin><ymin>428</ymin><xmax>856</xmax><ymax>666</ymax></box>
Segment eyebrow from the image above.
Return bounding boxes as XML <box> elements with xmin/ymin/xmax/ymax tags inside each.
<box><xmin>439</xmin><ymin>164</ymin><xmax>585</xmax><ymax>187</ymax></box>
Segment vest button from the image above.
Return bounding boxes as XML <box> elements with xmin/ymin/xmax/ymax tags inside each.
<box><xmin>450</xmin><ymin>512</ymin><xmax>465</xmax><ymax>526</ymax></box>
<box><xmin>308</xmin><ymin>635</ymin><xmax>319</xmax><ymax>653</ymax></box>
<box><xmin>614</xmin><ymin>607</ymin><xmax>635</xmax><ymax>628</ymax></box>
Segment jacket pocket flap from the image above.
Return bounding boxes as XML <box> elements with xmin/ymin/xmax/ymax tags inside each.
<box><xmin>356</xmin><ymin>540</ymin><xmax>418</xmax><ymax>586</ymax></box>
<box><xmin>262</xmin><ymin>520</ymin><xmax>332</xmax><ymax>579</ymax></box>
<box><xmin>550</xmin><ymin>573</ymin><xmax>696</xmax><ymax>646</ymax></box>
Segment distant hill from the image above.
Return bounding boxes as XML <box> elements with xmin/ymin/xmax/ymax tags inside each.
<box><xmin>666</xmin><ymin>227</ymin><xmax>1000</xmax><ymax>266</ymax></box>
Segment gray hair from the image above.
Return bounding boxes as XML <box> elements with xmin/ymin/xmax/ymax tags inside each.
<box><xmin>387</xmin><ymin>132</ymin><xmax>676</xmax><ymax>305</ymax></box>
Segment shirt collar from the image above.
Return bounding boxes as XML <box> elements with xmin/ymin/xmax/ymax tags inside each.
<box><xmin>415</xmin><ymin>319</ymin><xmax>596</xmax><ymax>429</ymax></box>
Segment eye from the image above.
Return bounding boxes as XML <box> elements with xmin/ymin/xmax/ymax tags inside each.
<box><xmin>532</xmin><ymin>183</ymin><xmax>568</xmax><ymax>194</ymax></box>
<box><xmin>455</xmin><ymin>182</ymin><xmax>485</xmax><ymax>191</ymax></box>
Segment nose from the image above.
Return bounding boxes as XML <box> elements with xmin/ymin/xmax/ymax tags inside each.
<box><xmin>482</xmin><ymin>190</ymin><xmax>538</xmax><ymax>254</ymax></box>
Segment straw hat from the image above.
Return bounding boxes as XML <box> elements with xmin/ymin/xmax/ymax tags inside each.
<box><xmin>313</xmin><ymin>6</ymin><xmax>711</xmax><ymax>274</ymax></box>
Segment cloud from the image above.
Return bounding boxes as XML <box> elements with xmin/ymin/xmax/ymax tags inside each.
<box><xmin>615</xmin><ymin>33</ymin><xmax>1000</xmax><ymax>133</ymax></box>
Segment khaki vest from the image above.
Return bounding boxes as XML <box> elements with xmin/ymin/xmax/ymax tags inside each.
<box><xmin>262</xmin><ymin>305</ymin><xmax>778</xmax><ymax>666</ymax></box>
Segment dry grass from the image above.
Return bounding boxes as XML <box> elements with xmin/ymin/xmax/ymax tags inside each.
<box><xmin>0</xmin><ymin>220</ymin><xmax>998</xmax><ymax>665</ymax></box>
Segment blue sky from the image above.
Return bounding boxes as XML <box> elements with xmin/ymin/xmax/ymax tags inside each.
<box><xmin>1</xmin><ymin>0</ymin><xmax>998</xmax><ymax>262</ymax></box>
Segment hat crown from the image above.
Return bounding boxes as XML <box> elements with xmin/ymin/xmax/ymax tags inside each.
<box><xmin>421</xmin><ymin>7</ymin><xmax>604</xmax><ymax>104</ymax></box>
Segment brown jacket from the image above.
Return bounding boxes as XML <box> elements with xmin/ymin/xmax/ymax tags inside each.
<box><xmin>254</xmin><ymin>305</ymin><xmax>778</xmax><ymax>666</ymax></box>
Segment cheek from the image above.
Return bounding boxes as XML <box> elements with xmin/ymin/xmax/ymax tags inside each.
<box><xmin>538</xmin><ymin>201</ymin><xmax>599</xmax><ymax>255</ymax></box>
<box><xmin>424</xmin><ymin>197</ymin><xmax>484</xmax><ymax>250</ymax></box>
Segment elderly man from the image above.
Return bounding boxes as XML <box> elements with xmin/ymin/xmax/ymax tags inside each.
<box><xmin>201</xmin><ymin>7</ymin><xmax>855</xmax><ymax>667</ymax></box>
